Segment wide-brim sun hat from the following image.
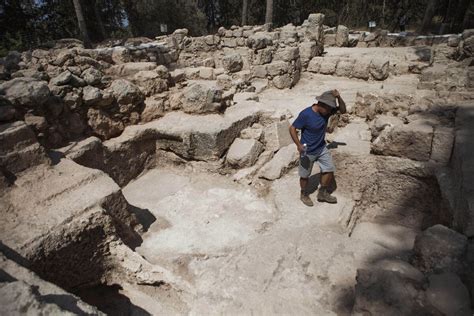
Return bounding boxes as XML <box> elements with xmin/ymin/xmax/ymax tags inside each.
<box><xmin>315</xmin><ymin>90</ymin><xmax>337</xmax><ymax>108</ymax></box>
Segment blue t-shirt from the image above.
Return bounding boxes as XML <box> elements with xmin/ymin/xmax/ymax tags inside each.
<box><xmin>292</xmin><ymin>106</ymin><xmax>334</xmax><ymax>155</ymax></box>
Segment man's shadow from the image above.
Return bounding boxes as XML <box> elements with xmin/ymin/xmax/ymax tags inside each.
<box><xmin>305</xmin><ymin>173</ymin><xmax>338</xmax><ymax>195</ymax></box>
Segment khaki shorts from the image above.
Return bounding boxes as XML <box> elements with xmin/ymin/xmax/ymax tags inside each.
<box><xmin>298</xmin><ymin>146</ymin><xmax>336</xmax><ymax>178</ymax></box>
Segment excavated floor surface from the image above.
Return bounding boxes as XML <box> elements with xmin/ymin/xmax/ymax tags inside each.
<box><xmin>92</xmin><ymin>71</ymin><xmax>431</xmax><ymax>314</ymax></box>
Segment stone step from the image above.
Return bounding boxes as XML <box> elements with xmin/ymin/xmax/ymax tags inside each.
<box><xmin>0</xmin><ymin>121</ymin><xmax>49</xmax><ymax>174</ymax></box>
<box><xmin>0</xmin><ymin>158</ymin><xmax>141</xmax><ymax>289</ymax></box>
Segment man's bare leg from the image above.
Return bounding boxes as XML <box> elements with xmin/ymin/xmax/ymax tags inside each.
<box><xmin>299</xmin><ymin>177</ymin><xmax>313</xmax><ymax>206</ymax></box>
<box><xmin>318</xmin><ymin>172</ymin><xmax>337</xmax><ymax>203</ymax></box>
<box><xmin>320</xmin><ymin>172</ymin><xmax>333</xmax><ymax>187</ymax></box>
<box><xmin>300</xmin><ymin>177</ymin><xmax>308</xmax><ymax>193</ymax></box>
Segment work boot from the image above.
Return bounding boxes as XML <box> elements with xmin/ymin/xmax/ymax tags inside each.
<box><xmin>317</xmin><ymin>187</ymin><xmax>337</xmax><ymax>204</ymax></box>
<box><xmin>300</xmin><ymin>193</ymin><xmax>314</xmax><ymax>207</ymax></box>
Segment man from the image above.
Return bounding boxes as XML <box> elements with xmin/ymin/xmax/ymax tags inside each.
<box><xmin>289</xmin><ymin>90</ymin><xmax>346</xmax><ymax>206</ymax></box>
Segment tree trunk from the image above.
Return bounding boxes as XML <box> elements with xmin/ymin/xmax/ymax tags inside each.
<box><xmin>419</xmin><ymin>0</ymin><xmax>437</xmax><ymax>34</ymax></box>
<box><xmin>94</xmin><ymin>0</ymin><xmax>106</xmax><ymax>40</ymax></box>
<box><xmin>72</xmin><ymin>0</ymin><xmax>91</xmax><ymax>47</ymax></box>
<box><xmin>242</xmin><ymin>0</ymin><xmax>248</xmax><ymax>26</ymax></box>
<box><xmin>453</xmin><ymin>0</ymin><xmax>470</xmax><ymax>32</ymax></box>
<box><xmin>265</xmin><ymin>0</ymin><xmax>273</xmax><ymax>26</ymax></box>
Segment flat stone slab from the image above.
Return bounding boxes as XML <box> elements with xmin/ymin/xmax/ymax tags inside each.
<box><xmin>123</xmin><ymin>168</ymin><xmax>276</xmax><ymax>261</ymax></box>
<box><xmin>124</xmin><ymin>101</ymin><xmax>260</xmax><ymax>160</ymax></box>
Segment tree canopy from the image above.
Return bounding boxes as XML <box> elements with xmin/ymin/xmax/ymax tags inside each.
<box><xmin>1</xmin><ymin>0</ymin><xmax>473</xmax><ymax>55</ymax></box>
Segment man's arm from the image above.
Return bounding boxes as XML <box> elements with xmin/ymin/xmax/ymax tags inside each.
<box><xmin>332</xmin><ymin>89</ymin><xmax>347</xmax><ymax>114</ymax></box>
<box><xmin>289</xmin><ymin>125</ymin><xmax>304</xmax><ymax>153</ymax></box>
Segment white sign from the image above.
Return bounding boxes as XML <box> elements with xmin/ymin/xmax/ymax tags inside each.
<box><xmin>368</xmin><ymin>21</ymin><xmax>376</xmax><ymax>28</ymax></box>
<box><xmin>160</xmin><ymin>24</ymin><xmax>168</xmax><ymax>33</ymax></box>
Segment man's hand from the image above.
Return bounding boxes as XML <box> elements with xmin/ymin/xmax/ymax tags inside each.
<box><xmin>332</xmin><ymin>89</ymin><xmax>340</xmax><ymax>98</ymax></box>
<box><xmin>297</xmin><ymin>143</ymin><xmax>305</xmax><ymax>154</ymax></box>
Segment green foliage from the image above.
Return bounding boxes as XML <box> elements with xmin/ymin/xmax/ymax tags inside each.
<box><xmin>0</xmin><ymin>0</ymin><xmax>472</xmax><ymax>56</ymax></box>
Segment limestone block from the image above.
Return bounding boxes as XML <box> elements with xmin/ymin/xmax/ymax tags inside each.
<box><xmin>431</xmin><ymin>127</ymin><xmax>454</xmax><ymax>165</ymax></box>
<box><xmin>335</xmin><ymin>58</ymin><xmax>354</xmax><ymax>77</ymax></box>
<box><xmin>109</xmin><ymin>79</ymin><xmax>145</xmax><ymax>107</ymax></box>
<box><xmin>280</xmin><ymin>24</ymin><xmax>298</xmax><ymax>42</ymax></box>
<box><xmin>87</xmin><ymin>108</ymin><xmax>124</xmax><ymax>139</ymax></box>
<box><xmin>369</xmin><ymin>58</ymin><xmax>390</xmax><ymax>80</ymax></box>
<box><xmin>426</xmin><ymin>273</ymin><xmax>471</xmax><ymax>316</ymax></box>
<box><xmin>81</xmin><ymin>67</ymin><xmax>103</xmax><ymax>86</ymax></box>
<box><xmin>0</xmin><ymin>77</ymin><xmax>50</xmax><ymax>107</ymax></box>
<box><xmin>324</xmin><ymin>34</ymin><xmax>336</xmax><ymax>46</ymax></box>
<box><xmin>0</xmin><ymin>121</ymin><xmax>49</xmax><ymax>173</ymax></box>
<box><xmin>184</xmin><ymin>67</ymin><xmax>200</xmax><ymax>80</ymax></box>
<box><xmin>247</xmin><ymin>32</ymin><xmax>273</xmax><ymax>50</ymax></box>
<box><xmin>181</xmin><ymin>82</ymin><xmax>223</xmax><ymax>114</ymax></box>
<box><xmin>272</xmin><ymin>74</ymin><xmax>292</xmax><ymax>89</ymax></box>
<box><xmin>108</xmin><ymin>62</ymin><xmax>157</xmax><ymax>77</ymax></box>
<box><xmin>274</xmin><ymin>47</ymin><xmax>299</xmax><ymax>62</ymax></box>
<box><xmin>222</xmin><ymin>38</ymin><xmax>237</xmax><ymax>48</ymax></box>
<box><xmin>299</xmin><ymin>41</ymin><xmax>319</xmax><ymax>68</ymax></box>
<box><xmin>263</xmin><ymin>120</ymin><xmax>293</xmax><ymax>151</ymax></box>
<box><xmin>170</xmin><ymin>69</ymin><xmax>186</xmax><ymax>84</ymax></box>
<box><xmin>252</xmin><ymin>48</ymin><xmax>273</xmax><ymax>65</ymax></box>
<box><xmin>413</xmin><ymin>224</ymin><xmax>468</xmax><ymax>274</ymax></box>
<box><xmin>222</xmin><ymin>53</ymin><xmax>243</xmax><ymax>73</ymax></box>
<box><xmin>141</xmin><ymin>97</ymin><xmax>165</xmax><ymax>122</ymax></box>
<box><xmin>258</xmin><ymin>144</ymin><xmax>298</xmax><ymax>180</ymax></box>
<box><xmin>319</xmin><ymin>57</ymin><xmax>339</xmax><ymax>75</ymax></box>
<box><xmin>335</xmin><ymin>25</ymin><xmax>349</xmax><ymax>47</ymax></box>
<box><xmin>307</xmin><ymin>57</ymin><xmax>323</xmax><ymax>73</ymax></box>
<box><xmin>370</xmin><ymin>115</ymin><xmax>403</xmax><ymax>138</ymax></box>
<box><xmin>371</xmin><ymin>121</ymin><xmax>433</xmax><ymax>161</ymax></box>
<box><xmin>240</xmin><ymin>124</ymin><xmax>264</xmax><ymax>141</ymax></box>
<box><xmin>352</xmin><ymin>59</ymin><xmax>371</xmax><ymax>80</ymax></box>
<box><xmin>226</xmin><ymin>138</ymin><xmax>263</xmax><ymax>168</ymax></box>
<box><xmin>252</xmin><ymin>65</ymin><xmax>267</xmax><ymax>78</ymax></box>
<box><xmin>198</xmin><ymin>67</ymin><xmax>215</xmax><ymax>80</ymax></box>
<box><xmin>266</xmin><ymin>61</ymin><xmax>289</xmax><ymax>76</ymax></box>
<box><xmin>82</xmin><ymin>86</ymin><xmax>103</xmax><ymax>105</ymax></box>
<box><xmin>152</xmin><ymin>103</ymin><xmax>259</xmax><ymax>160</ymax></box>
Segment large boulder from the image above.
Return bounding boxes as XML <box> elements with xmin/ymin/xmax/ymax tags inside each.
<box><xmin>305</xmin><ymin>13</ymin><xmax>325</xmax><ymax>42</ymax></box>
<box><xmin>222</xmin><ymin>53</ymin><xmax>243</xmax><ymax>73</ymax></box>
<box><xmin>181</xmin><ymin>82</ymin><xmax>223</xmax><ymax>114</ymax></box>
<box><xmin>299</xmin><ymin>41</ymin><xmax>320</xmax><ymax>68</ymax></box>
<box><xmin>426</xmin><ymin>273</ymin><xmax>471</xmax><ymax>316</ymax></box>
<box><xmin>87</xmin><ymin>108</ymin><xmax>125</xmax><ymax>139</ymax></box>
<box><xmin>369</xmin><ymin>58</ymin><xmax>390</xmax><ymax>80</ymax></box>
<box><xmin>49</xmin><ymin>70</ymin><xmax>85</xmax><ymax>87</ymax></box>
<box><xmin>371</xmin><ymin>121</ymin><xmax>433</xmax><ymax>161</ymax></box>
<box><xmin>352</xmin><ymin>269</ymin><xmax>440</xmax><ymax>315</ymax></box>
<box><xmin>0</xmin><ymin>78</ymin><xmax>50</xmax><ymax>107</ymax></box>
<box><xmin>133</xmin><ymin>70</ymin><xmax>168</xmax><ymax>96</ymax></box>
<box><xmin>263</xmin><ymin>120</ymin><xmax>293</xmax><ymax>151</ymax></box>
<box><xmin>247</xmin><ymin>32</ymin><xmax>273</xmax><ymax>50</ymax></box>
<box><xmin>109</xmin><ymin>79</ymin><xmax>145</xmax><ymax>107</ymax></box>
<box><xmin>335</xmin><ymin>58</ymin><xmax>354</xmax><ymax>77</ymax></box>
<box><xmin>226</xmin><ymin>138</ymin><xmax>263</xmax><ymax>168</ymax></box>
<box><xmin>352</xmin><ymin>58</ymin><xmax>371</xmax><ymax>80</ymax></box>
<box><xmin>319</xmin><ymin>57</ymin><xmax>339</xmax><ymax>75</ymax></box>
<box><xmin>335</xmin><ymin>25</ymin><xmax>349</xmax><ymax>47</ymax></box>
<box><xmin>258</xmin><ymin>144</ymin><xmax>298</xmax><ymax>180</ymax></box>
<box><xmin>81</xmin><ymin>68</ymin><xmax>103</xmax><ymax>86</ymax></box>
<box><xmin>413</xmin><ymin>224</ymin><xmax>468</xmax><ymax>274</ymax></box>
